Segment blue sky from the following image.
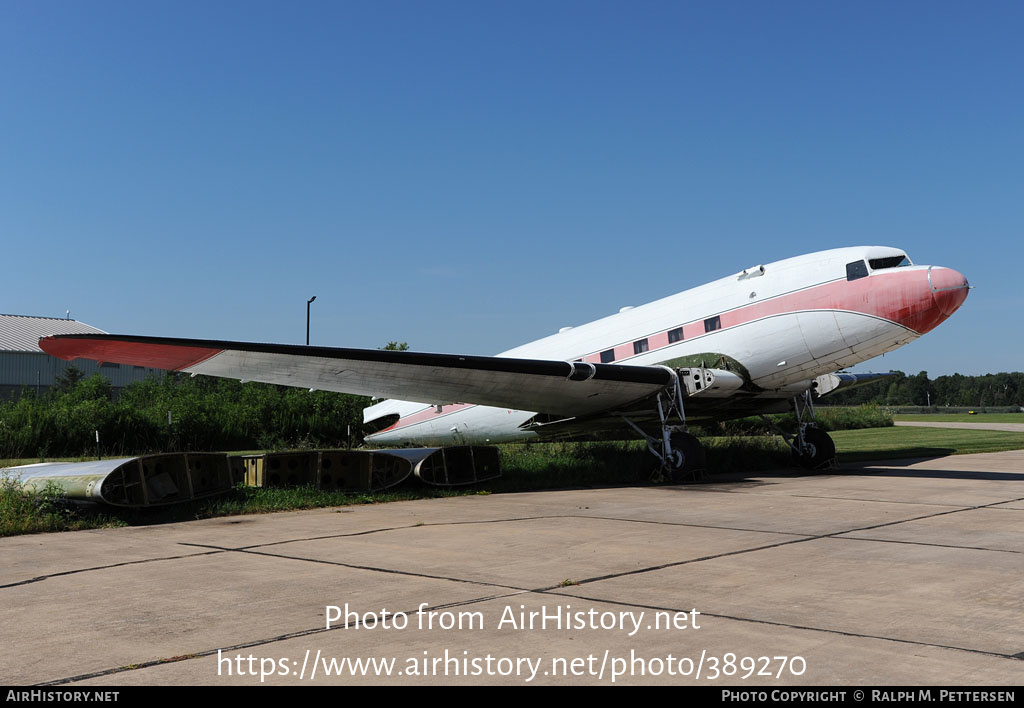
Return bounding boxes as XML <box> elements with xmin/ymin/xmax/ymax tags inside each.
<box><xmin>2</xmin><ymin>1</ymin><xmax>1020</xmax><ymax>376</ymax></box>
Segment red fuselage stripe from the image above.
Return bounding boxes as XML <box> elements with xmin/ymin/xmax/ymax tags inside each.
<box><xmin>582</xmin><ymin>268</ymin><xmax>948</xmax><ymax>364</ymax></box>
<box><xmin>378</xmin><ymin>268</ymin><xmax>954</xmax><ymax>434</ymax></box>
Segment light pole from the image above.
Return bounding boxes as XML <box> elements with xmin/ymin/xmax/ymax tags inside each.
<box><xmin>306</xmin><ymin>295</ymin><xmax>316</xmax><ymax>345</ymax></box>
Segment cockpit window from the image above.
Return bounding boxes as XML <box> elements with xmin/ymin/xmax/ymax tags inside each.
<box><xmin>869</xmin><ymin>255</ymin><xmax>912</xmax><ymax>270</ymax></box>
<box><xmin>846</xmin><ymin>260</ymin><xmax>869</xmax><ymax>281</ymax></box>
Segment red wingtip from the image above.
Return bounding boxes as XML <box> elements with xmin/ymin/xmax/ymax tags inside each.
<box><xmin>39</xmin><ymin>336</ymin><xmax>222</xmax><ymax>371</ymax></box>
<box><xmin>39</xmin><ymin>336</ymin><xmax>77</xmax><ymax>361</ymax></box>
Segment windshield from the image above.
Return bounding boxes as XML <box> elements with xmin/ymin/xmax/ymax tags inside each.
<box><xmin>869</xmin><ymin>255</ymin><xmax>912</xmax><ymax>270</ymax></box>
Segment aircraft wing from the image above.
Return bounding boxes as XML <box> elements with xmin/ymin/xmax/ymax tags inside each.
<box><xmin>39</xmin><ymin>334</ymin><xmax>675</xmax><ymax>417</ymax></box>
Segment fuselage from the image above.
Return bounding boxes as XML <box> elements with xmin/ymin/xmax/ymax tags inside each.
<box><xmin>365</xmin><ymin>246</ymin><xmax>969</xmax><ymax>446</ymax></box>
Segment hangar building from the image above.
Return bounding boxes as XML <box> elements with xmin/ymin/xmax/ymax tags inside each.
<box><xmin>0</xmin><ymin>314</ymin><xmax>165</xmax><ymax>399</ymax></box>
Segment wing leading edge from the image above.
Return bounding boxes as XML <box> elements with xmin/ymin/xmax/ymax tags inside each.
<box><xmin>39</xmin><ymin>334</ymin><xmax>674</xmax><ymax>417</ymax></box>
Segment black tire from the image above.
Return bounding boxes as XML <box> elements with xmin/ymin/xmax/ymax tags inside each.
<box><xmin>797</xmin><ymin>427</ymin><xmax>836</xmax><ymax>470</ymax></box>
<box><xmin>669</xmin><ymin>432</ymin><xmax>707</xmax><ymax>482</ymax></box>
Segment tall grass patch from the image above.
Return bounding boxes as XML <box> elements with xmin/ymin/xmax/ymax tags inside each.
<box><xmin>0</xmin><ymin>478</ymin><xmax>126</xmax><ymax>536</ymax></box>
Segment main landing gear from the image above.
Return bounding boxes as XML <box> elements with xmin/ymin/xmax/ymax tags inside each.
<box><xmin>666</xmin><ymin>430</ymin><xmax>707</xmax><ymax>482</ymax></box>
<box><xmin>762</xmin><ymin>390</ymin><xmax>837</xmax><ymax>471</ymax></box>
<box><xmin>619</xmin><ymin>368</ymin><xmax>707</xmax><ymax>482</ymax></box>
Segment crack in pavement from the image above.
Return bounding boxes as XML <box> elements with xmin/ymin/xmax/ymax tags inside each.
<box><xmin>16</xmin><ymin>489</ymin><xmax>1024</xmax><ymax>685</ymax></box>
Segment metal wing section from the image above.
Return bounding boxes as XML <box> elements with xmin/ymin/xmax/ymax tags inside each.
<box><xmin>39</xmin><ymin>334</ymin><xmax>674</xmax><ymax>417</ymax></box>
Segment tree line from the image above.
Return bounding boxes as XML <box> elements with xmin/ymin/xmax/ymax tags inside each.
<box><xmin>0</xmin><ymin>370</ymin><xmax>370</xmax><ymax>460</ymax></box>
<box><xmin>3</xmin><ymin>364</ymin><xmax>1020</xmax><ymax>461</ymax></box>
<box><xmin>824</xmin><ymin>370</ymin><xmax>1024</xmax><ymax>409</ymax></box>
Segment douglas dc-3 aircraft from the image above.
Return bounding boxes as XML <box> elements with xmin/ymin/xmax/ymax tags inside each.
<box><xmin>40</xmin><ymin>246</ymin><xmax>969</xmax><ymax>478</ymax></box>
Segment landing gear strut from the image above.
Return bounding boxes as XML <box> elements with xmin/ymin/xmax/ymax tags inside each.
<box><xmin>619</xmin><ymin>368</ymin><xmax>707</xmax><ymax>482</ymax></box>
<box><xmin>762</xmin><ymin>390</ymin><xmax>837</xmax><ymax>471</ymax></box>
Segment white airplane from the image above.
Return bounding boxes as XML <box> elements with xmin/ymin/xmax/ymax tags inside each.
<box><xmin>40</xmin><ymin>246</ymin><xmax>969</xmax><ymax>477</ymax></box>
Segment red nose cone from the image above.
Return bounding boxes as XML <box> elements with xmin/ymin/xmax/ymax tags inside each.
<box><xmin>930</xmin><ymin>267</ymin><xmax>969</xmax><ymax>317</ymax></box>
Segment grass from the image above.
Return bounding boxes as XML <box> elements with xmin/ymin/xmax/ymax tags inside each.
<box><xmin>4</xmin><ymin>423</ymin><xmax>1024</xmax><ymax>536</ymax></box>
<box><xmin>0</xmin><ymin>478</ymin><xmax>127</xmax><ymax>537</ymax></box>
<box><xmin>893</xmin><ymin>413</ymin><xmax>1024</xmax><ymax>424</ymax></box>
<box><xmin>701</xmin><ymin>404</ymin><xmax>892</xmax><ymax>435</ymax></box>
<box><xmin>832</xmin><ymin>426</ymin><xmax>1024</xmax><ymax>462</ymax></box>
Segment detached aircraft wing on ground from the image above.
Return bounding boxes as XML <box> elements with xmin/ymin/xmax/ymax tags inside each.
<box><xmin>40</xmin><ymin>246</ymin><xmax>969</xmax><ymax>477</ymax></box>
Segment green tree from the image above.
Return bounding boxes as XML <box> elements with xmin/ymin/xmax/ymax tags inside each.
<box><xmin>53</xmin><ymin>366</ymin><xmax>85</xmax><ymax>394</ymax></box>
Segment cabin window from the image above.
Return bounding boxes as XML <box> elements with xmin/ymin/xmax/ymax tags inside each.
<box><xmin>668</xmin><ymin>327</ymin><xmax>683</xmax><ymax>343</ymax></box>
<box><xmin>633</xmin><ymin>338</ymin><xmax>649</xmax><ymax>355</ymax></box>
<box><xmin>704</xmin><ymin>316</ymin><xmax>721</xmax><ymax>333</ymax></box>
<box><xmin>846</xmin><ymin>260</ymin><xmax>869</xmax><ymax>281</ymax></box>
<box><xmin>600</xmin><ymin>349</ymin><xmax>615</xmax><ymax>363</ymax></box>
<box><xmin>100</xmin><ymin>362</ymin><xmax>120</xmax><ymax>369</ymax></box>
<box><xmin>869</xmin><ymin>255</ymin><xmax>911</xmax><ymax>270</ymax></box>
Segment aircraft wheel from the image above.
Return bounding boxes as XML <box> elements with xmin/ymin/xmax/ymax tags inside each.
<box><xmin>796</xmin><ymin>427</ymin><xmax>836</xmax><ymax>470</ymax></box>
<box><xmin>668</xmin><ymin>432</ymin><xmax>706</xmax><ymax>482</ymax></box>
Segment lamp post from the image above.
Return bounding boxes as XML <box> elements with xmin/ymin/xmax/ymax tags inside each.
<box><xmin>306</xmin><ymin>296</ymin><xmax>316</xmax><ymax>345</ymax></box>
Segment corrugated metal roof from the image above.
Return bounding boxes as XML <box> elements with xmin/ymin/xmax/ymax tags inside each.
<box><xmin>0</xmin><ymin>314</ymin><xmax>106</xmax><ymax>353</ymax></box>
